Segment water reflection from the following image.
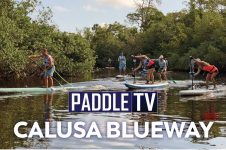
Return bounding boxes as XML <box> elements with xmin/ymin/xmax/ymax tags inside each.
<box><xmin>180</xmin><ymin>96</ymin><xmax>226</xmax><ymax>146</ymax></box>
<box><xmin>201</xmin><ymin>102</ymin><xmax>219</xmax><ymax>121</ymax></box>
<box><xmin>185</xmin><ymin>100</ymin><xmax>224</xmax><ymax>122</ymax></box>
<box><xmin>43</xmin><ymin>93</ymin><xmax>53</xmax><ymax>122</ymax></box>
<box><xmin>158</xmin><ymin>90</ymin><xmax>168</xmax><ymax>114</ymax></box>
<box><xmin>0</xmin><ymin>72</ymin><xmax>226</xmax><ymax>149</ymax></box>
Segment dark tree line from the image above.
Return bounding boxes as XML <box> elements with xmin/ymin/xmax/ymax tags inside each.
<box><xmin>0</xmin><ymin>0</ymin><xmax>95</xmax><ymax>79</ymax></box>
<box><xmin>87</xmin><ymin>0</ymin><xmax>225</xmax><ymax>71</ymax></box>
<box><xmin>0</xmin><ymin>0</ymin><xmax>225</xmax><ymax>79</ymax></box>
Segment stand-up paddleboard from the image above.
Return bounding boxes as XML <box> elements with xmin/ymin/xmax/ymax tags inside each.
<box><xmin>105</xmin><ymin>67</ymin><xmax>115</xmax><ymax>70</ymax></box>
<box><xmin>0</xmin><ymin>86</ymin><xmax>85</xmax><ymax>93</ymax></box>
<box><xmin>116</xmin><ymin>75</ymin><xmax>127</xmax><ymax>79</ymax></box>
<box><xmin>179</xmin><ymin>89</ymin><xmax>211</xmax><ymax>96</ymax></box>
<box><xmin>179</xmin><ymin>86</ymin><xmax>226</xmax><ymax>97</ymax></box>
<box><xmin>125</xmin><ymin>81</ymin><xmax>169</xmax><ymax>89</ymax></box>
<box><xmin>180</xmin><ymin>95</ymin><xmax>218</xmax><ymax>102</ymax></box>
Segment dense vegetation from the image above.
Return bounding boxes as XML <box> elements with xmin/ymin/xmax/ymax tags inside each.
<box><xmin>87</xmin><ymin>0</ymin><xmax>226</xmax><ymax>70</ymax></box>
<box><xmin>0</xmin><ymin>0</ymin><xmax>225</xmax><ymax>79</ymax></box>
<box><xmin>0</xmin><ymin>0</ymin><xmax>95</xmax><ymax>79</ymax></box>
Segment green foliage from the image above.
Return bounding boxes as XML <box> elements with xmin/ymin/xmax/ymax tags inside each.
<box><xmin>85</xmin><ymin>1</ymin><xmax>226</xmax><ymax>72</ymax></box>
<box><xmin>127</xmin><ymin>6</ymin><xmax>164</xmax><ymax>31</ymax></box>
<box><xmin>0</xmin><ymin>0</ymin><xmax>226</xmax><ymax>80</ymax></box>
<box><xmin>124</xmin><ymin>0</ymin><xmax>226</xmax><ymax>71</ymax></box>
<box><xmin>87</xmin><ymin>23</ymin><xmax>139</xmax><ymax>68</ymax></box>
<box><xmin>0</xmin><ymin>15</ymin><xmax>27</xmax><ymax>78</ymax></box>
<box><xmin>0</xmin><ymin>0</ymin><xmax>95</xmax><ymax>79</ymax></box>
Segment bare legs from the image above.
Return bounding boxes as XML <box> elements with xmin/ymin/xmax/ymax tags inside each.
<box><xmin>157</xmin><ymin>72</ymin><xmax>162</xmax><ymax>82</ymax></box>
<box><xmin>157</xmin><ymin>71</ymin><xmax>167</xmax><ymax>82</ymax></box>
<box><xmin>43</xmin><ymin>77</ymin><xmax>48</xmax><ymax>88</ymax></box>
<box><xmin>206</xmin><ymin>72</ymin><xmax>218</xmax><ymax>89</ymax></box>
<box><xmin>123</xmin><ymin>69</ymin><xmax>126</xmax><ymax>76</ymax></box>
<box><xmin>119</xmin><ymin>69</ymin><xmax>126</xmax><ymax>76</ymax></box>
<box><xmin>48</xmin><ymin>77</ymin><xmax>53</xmax><ymax>87</ymax></box>
<box><xmin>147</xmin><ymin>68</ymin><xmax>155</xmax><ymax>84</ymax></box>
<box><xmin>43</xmin><ymin>77</ymin><xmax>54</xmax><ymax>88</ymax></box>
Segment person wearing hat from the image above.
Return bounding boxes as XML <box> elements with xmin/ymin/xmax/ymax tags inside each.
<box><xmin>155</xmin><ymin>55</ymin><xmax>167</xmax><ymax>82</ymax></box>
<box><xmin>193</xmin><ymin>58</ymin><xmax>218</xmax><ymax>89</ymax></box>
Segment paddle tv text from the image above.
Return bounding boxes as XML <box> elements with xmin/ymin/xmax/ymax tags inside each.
<box><xmin>68</xmin><ymin>92</ymin><xmax>158</xmax><ymax>112</ymax></box>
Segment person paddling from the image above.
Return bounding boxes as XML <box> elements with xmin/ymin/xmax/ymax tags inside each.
<box><xmin>29</xmin><ymin>49</ymin><xmax>55</xmax><ymax>88</ymax></box>
<box><xmin>132</xmin><ymin>55</ymin><xmax>155</xmax><ymax>84</ymax></box>
<box><xmin>193</xmin><ymin>58</ymin><xmax>218</xmax><ymax>89</ymax></box>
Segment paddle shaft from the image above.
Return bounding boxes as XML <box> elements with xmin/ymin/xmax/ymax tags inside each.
<box><xmin>29</xmin><ymin>60</ymin><xmax>67</xmax><ymax>87</ymax></box>
<box><xmin>133</xmin><ymin>59</ymin><xmax>136</xmax><ymax>83</ymax></box>
<box><xmin>190</xmin><ymin>56</ymin><xmax>194</xmax><ymax>90</ymax></box>
<box><xmin>54</xmin><ymin>70</ymin><xmax>73</xmax><ymax>86</ymax></box>
<box><xmin>133</xmin><ymin>71</ymin><xmax>136</xmax><ymax>83</ymax></box>
<box><xmin>167</xmin><ymin>71</ymin><xmax>176</xmax><ymax>84</ymax></box>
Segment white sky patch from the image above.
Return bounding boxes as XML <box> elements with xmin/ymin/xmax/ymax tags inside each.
<box><xmin>35</xmin><ymin>0</ymin><xmax>187</xmax><ymax>32</ymax></box>
<box><xmin>96</xmin><ymin>0</ymin><xmax>136</xmax><ymax>8</ymax></box>
<box><xmin>83</xmin><ymin>5</ymin><xmax>103</xmax><ymax>13</ymax></box>
<box><xmin>99</xmin><ymin>22</ymin><xmax>108</xmax><ymax>28</ymax></box>
<box><xmin>52</xmin><ymin>6</ymin><xmax>70</xmax><ymax>13</ymax></box>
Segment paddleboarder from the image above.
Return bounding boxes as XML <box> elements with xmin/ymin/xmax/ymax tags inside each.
<box><xmin>131</xmin><ymin>55</ymin><xmax>155</xmax><ymax>84</ymax></box>
<box><xmin>108</xmin><ymin>58</ymin><xmax>112</xmax><ymax>67</ymax></box>
<box><xmin>118</xmin><ymin>52</ymin><xmax>126</xmax><ymax>75</ymax></box>
<box><xmin>193</xmin><ymin>58</ymin><xmax>218</xmax><ymax>89</ymax></box>
<box><xmin>155</xmin><ymin>55</ymin><xmax>167</xmax><ymax>82</ymax></box>
<box><xmin>29</xmin><ymin>48</ymin><xmax>55</xmax><ymax>88</ymax></box>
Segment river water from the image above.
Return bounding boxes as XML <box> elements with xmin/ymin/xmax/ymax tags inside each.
<box><xmin>0</xmin><ymin>70</ymin><xmax>226</xmax><ymax>149</ymax></box>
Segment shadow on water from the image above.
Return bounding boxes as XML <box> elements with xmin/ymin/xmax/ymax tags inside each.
<box><xmin>0</xmin><ymin>70</ymin><xmax>226</xmax><ymax>148</ymax></box>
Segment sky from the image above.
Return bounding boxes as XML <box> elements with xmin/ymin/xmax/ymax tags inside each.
<box><xmin>37</xmin><ymin>0</ymin><xmax>188</xmax><ymax>32</ymax></box>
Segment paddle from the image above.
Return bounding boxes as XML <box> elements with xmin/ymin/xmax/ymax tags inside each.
<box><xmin>29</xmin><ymin>59</ymin><xmax>68</xmax><ymax>88</ymax></box>
<box><xmin>54</xmin><ymin>70</ymin><xmax>73</xmax><ymax>86</ymax></box>
<box><xmin>166</xmin><ymin>71</ymin><xmax>177</xmax><ymax>84</ymax></box>
<box><xmin>189</xmin><ymin>56</ymin><xmax>195</xmax><ymax>90</ymax></box>
<box><xmin>132</xmin><ymin>58</ymin><xmax>137</xmax><ymax>83</ymax></box>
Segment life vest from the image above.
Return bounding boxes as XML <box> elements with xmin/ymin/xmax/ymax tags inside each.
<box><xmin>202</xmin><ymin>65</ymin><xmax>218</xmax><ymax>73</ymax></box>
<box><xmin>147</xmin><ymin>60</ymin><xmax>155</xmax><ymax>67</ymax></box>
<box><xmin>143</xmin><ymin>58</ymin><xmax>149</xmax><ymax>66</ymax></box>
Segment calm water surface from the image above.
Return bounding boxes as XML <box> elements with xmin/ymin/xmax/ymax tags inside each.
<box><xmin>0</xmin><ymin>70</ymin><xmax>226</xmax><ymax>149</ymax></box>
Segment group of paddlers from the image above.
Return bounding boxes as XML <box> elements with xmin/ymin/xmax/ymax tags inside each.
<box><xmin>118</xmin><ymin>53</ymin><xmax>169</xmax><ymax>83</ymax></box>
<box><xmin>29</xmin><ymin>49</ymin><xmax>219</xmax><ymax>89</ymax></box>
<box><xmin>131</xmin><ymin>54</ymin><xmax>168</xmax><ymax>84</ymax></box>
<box><xmin>118</xmin><ymin>53</ymin><xmax>219</xmax><ymax>89</ymax></box>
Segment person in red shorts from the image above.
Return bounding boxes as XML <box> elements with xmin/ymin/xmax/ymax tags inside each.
<box><xmin>193</xmin><ymin>58</ymin><xmax>218</xmax><ymax>89</ymax></box>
